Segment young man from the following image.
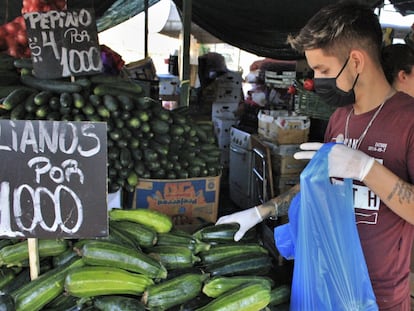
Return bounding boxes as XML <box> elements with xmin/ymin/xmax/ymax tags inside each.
<box><xmin>382</xmin><ymin>43</ymin><xmax>414</xmax><ymax>97</ymax></box>
<box><xmin>216</xmin><ymin>2</ymin><xmax>414</xmax><ymax>310</ymax></box>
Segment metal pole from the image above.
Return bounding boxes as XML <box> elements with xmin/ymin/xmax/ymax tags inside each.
<box><xmin>144</xmin><ymin>0</ymin><xmax>149</xmax><ymax>58</ymax></box>
<box><xmin>180</xmin><ymin>0</ymin><xmax>192</xmax><ymax>107</ymax></box>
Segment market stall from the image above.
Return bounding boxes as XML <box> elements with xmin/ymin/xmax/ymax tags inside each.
<box><xmin>0</xmin><ymin>0</ymin><xmax>414</xmax><ymax>310</ymax></box>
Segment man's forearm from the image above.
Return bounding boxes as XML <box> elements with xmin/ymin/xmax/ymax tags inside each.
<box><xmin>257</xmin><ymin>184</ymin><xmax>300</xmax><ymax>219</ymax></box>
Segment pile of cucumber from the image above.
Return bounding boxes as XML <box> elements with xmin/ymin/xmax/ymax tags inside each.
<box><xmin>0</xmin><ymin>209</ymin><xmax>290</xmax><ymax>311</ymax></box>
<box><xmin>0</xmin><ymin>53</ymin><xmax>222</xmax><ymax>193</ymax></box>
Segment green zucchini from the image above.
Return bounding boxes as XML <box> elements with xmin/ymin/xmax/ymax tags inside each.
<box><xmin>78</xmin><ymin>240</ymin><xmax>167</xmax><ymax>279</ymax></box>
<box><xmin>156</xmin><ymin>231</ymin><xmax>211</xmax><ymax>254</ymax></box>
<box><xmin>202</xmin><ymin>275</ymin><xmax>274</xmax><ymax>298</ymax></box>
<box><xmin>11</xmin><ymin>258</ymin><xmax>84</xmax><ymax>311</ymax></box>
<box><xmin>0</xmin><ymin>239</ymin><xmax>68</xmax><ymax>267</ymax></box>
<box><xmin>93</xmin><ymin>295</ymin><xmax>145</xmax><ymax>311</ymax></box>
<box><xmin>0</xmin><ymin>293</ymin><xmax>15</xmax><ymax>311</ymax></box>
<box><xmin>199</xmin><ymin>243</ymin><xmax>268</xmax><ymax>264</ymax></box>
<box><xmin>109</xmin><ymin>208</ymin><xmax>173</xmax><ymax>234</ymax></box>
<box><xmin>64</xmin><ymin>266</ymin><xmax>154</xmax><ymax>298</ymax></box>
<box><xmin>0</xmin><ymin>267</ymin><xmax>16</xmax><ymax>290</ymax></box>
<box><xmin>204</xmin><ymin>253</ymin><xmax>273</xmax><ymax>277</ymax></box>
<box><xmin>146</xmin><ymin>245</ymin><xmax>201</xmax><ymax>269</ymax></box>
<box><xmin>109</xmin><ymin>220</ymin><xmax>157</xmax><ymax>248</ymax></box>
<box><xmin>20</xmin><ymin>75</ymin><xmax>82</xmax><ymax>93</ymax></box>
<box><xmin>142</xmin><ymin>273</ymin><xmax>207</xmax><ymax>310</ymax></box>
<box><xmin>269</xmin><ymin>284</ymin><xmax>291</xmax><ymax>306</ymax></box>
<box><xmin>195</xmin><ymin>282</ymin><xmax>271</xmax><ymax>311</ymax></box>
<box><xmin>193</xmin><ymin>223</ymin><xmax>257</xmax><ymax>244</ymax></box>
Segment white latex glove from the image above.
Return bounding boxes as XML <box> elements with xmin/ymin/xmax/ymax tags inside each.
<box><xmin>294</xmin><ymin>140</ymin><xmax>375</xmax><ymax>181</ymax></box>
<box><xmin>215</xmin><ymin>206</ymin><xmax>263</xmax><ymax>241</ymax></box>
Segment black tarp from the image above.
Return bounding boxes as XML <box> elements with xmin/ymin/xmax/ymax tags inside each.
<box><xmin>1</xmin><ymin>0</ymin><xmax>413</xmax><ymax>60</ymax></box>
<box><xmin>172</xmin><ymin>0</ymin><xmax>384</xmax><ymax>60</ymax></box>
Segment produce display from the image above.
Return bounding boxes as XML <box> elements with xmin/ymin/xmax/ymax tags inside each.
<box><xmin>0</xmin><ymin>209</ymin><xmax>291</xmax><ymax>310</ymax></box>
<box><xmin>0</xmin><ymin>53</ymin><xmax>222</xmax><ymax>193</ymax></box>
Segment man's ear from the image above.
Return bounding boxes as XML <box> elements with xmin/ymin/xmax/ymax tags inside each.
<box><xmin>397</xmin><ymin>69</ymin><xmax>407</xmax><ymax>83</ymax></box>
<box><xmin>349</xmin><ymin>49</ymin><xmax>364</xmax><ymax>74</ymax></box>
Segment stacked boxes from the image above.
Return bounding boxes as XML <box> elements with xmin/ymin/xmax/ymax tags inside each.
<box><xmin>257</xmin><ymin>110</ymin><xmax>310</xmax><ymax>195</ymax></box>
<box><xmin>211</xmin><ymin>71</ymin><xmax>243</xmax><ymax>168</ymax></box>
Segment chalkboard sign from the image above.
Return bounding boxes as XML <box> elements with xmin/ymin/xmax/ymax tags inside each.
<box><xmin>24</xmin><ymin>8</ymin><xmax>103</xmax><ymax>79</ymax></box>
<box><xmin>0</xmin><ymin>120</ymin><xmax>108</xmax><ymax>239</ymax></box>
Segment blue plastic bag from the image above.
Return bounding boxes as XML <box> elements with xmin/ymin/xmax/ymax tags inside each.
<box><xmin>274</xmin><ymin>143</ymin><xmax>378</xmax><ymax>311</ymax></box>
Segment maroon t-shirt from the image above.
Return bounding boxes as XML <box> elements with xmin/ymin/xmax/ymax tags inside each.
<box><xmin>324</xmin><ymin>92</ymin><xmax>414</xmax><ymax>309</ymax></box>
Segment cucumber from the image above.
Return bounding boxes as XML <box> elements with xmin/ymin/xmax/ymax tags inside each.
<box><xmin>117</xmin><ymin>94</ymin><xmax>135</xmax><ymax>111</ymax></box>
<box><xmin>72</xmin><ymin>92</ymin><xmax>85</xmax><ymax>109</ymax></box>
<box><xmin>93</xmin><ymin>83</ymin><xmax>142</xmax><ymax>97</ymax></box>
<box><xmin>13</xmin><ymin>58</ymin><xmax>33</xmax><ymax>69</ymax></box>
<box><xmin>151</xmin><ymin>119</ymin><xmax>170</xmax><ymax>135</ymax></box>
<box><xmin>21</xmin><ymin>75</ymin><xmax>82</xmax><ymax>93</ymax></box>
<box><xmin>10</xmin><ymin>102</ymin><xmax>26</xmax><ymax>119</ymax></box>
<box><xmin>2</xmin><ymin>87</ymin><xmax>35</xmax><ymax>110</ymax></box>
<box><xmin>23</xmin><ymin>93</ymin><xmax>38</xmax><ymax>114</ymax></box>
<box><xmin>34</xmin><ymin>91</ymin><xmax>53</xmax><ymax>106</ymax></box>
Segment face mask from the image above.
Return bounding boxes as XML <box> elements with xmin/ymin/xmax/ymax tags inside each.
<box><xmin>314</xmin><ymin>57</ymin><xmax>359</xmax><ymax>107</ymax></box>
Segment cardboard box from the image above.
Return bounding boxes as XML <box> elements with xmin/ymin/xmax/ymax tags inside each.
<box><xmin>258</xmin><ymin>110</ymin><xmax>310</xmax><ymax>144</ymax></box>
<box><xmin>272</xmin><ymin>154</ymin><xmax>307</xmax><ymax>175</ymax></box>
<box><xmin>158</xmin><ymin>74</ymin><xmax>180</xmax><ymax>95</ymax></box>
<box><xmin>274</xmin><ymin>174</ymin><xmax>300</xmax><ymax>195</ymax></box>
<box><xmin>134</xmin><ymin>176</ymin><xmax>220</xmax><ymax>223</ymax></box>
<box><xmin>213</xmin><ymin>117</ymin><xmax>238</xmax><ymax>149</ymax></box>
<box><xmin>262</xmin><ymin>142</ymin><xmax>308</xmax><ymax>175</ymax></box>
<box><xmin>212</xmin><ymin>102</ymin><xmax>240</xmax><ymax>120</ymax></box>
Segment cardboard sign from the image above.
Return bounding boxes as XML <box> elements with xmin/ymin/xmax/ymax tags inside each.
<box><xmin>24</xmin><ymin>8</ymin><xmax>103</xmax><ymax>79</ymax></box>
<box><xmin>0</xmin><ymin>120</ymin><xmax>108</xmax><ymax>239</ymax></box>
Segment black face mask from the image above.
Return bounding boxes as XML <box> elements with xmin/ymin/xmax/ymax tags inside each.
<box><xmin>314</xmin><ymin>57</ymin><xmax>359</xmax><ymax>107</ymax></box>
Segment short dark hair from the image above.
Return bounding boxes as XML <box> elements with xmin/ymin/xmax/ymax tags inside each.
<box><xmin>381</xmin><ymin>44</ymin><xmax>414</xmax><ymax>84</ymax></box>
<box><xmin>287</xmin><ymin>2</ymin><xmax>383</xmax><ymax>63</ymax></box>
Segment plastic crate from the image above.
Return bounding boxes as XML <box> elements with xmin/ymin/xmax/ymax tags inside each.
<box><xmin>295</xmin><ymin>85</ymin><xmax>336</xmax><ymax>120</ymax></box>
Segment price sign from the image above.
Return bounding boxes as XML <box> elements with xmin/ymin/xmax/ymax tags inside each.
<box><xmin>0</xmin><ymin>120</ymin><xmax>108</xmax><ymax>239</ymax></box>
<box><xmin>24</xmin><ymin>8</ymin><xmax>103</xmax><ymax>79</ymax></box>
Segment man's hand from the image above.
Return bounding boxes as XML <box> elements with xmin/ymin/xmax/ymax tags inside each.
<box><xmin>294</xmin><ymin>140</ymin><xmax>375</xmax><ymax>181</ymax></box>
<box><xmin>215</xmin><ymin>207</ymin><xmax>263</xmax><ymax>241</ymax></box>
